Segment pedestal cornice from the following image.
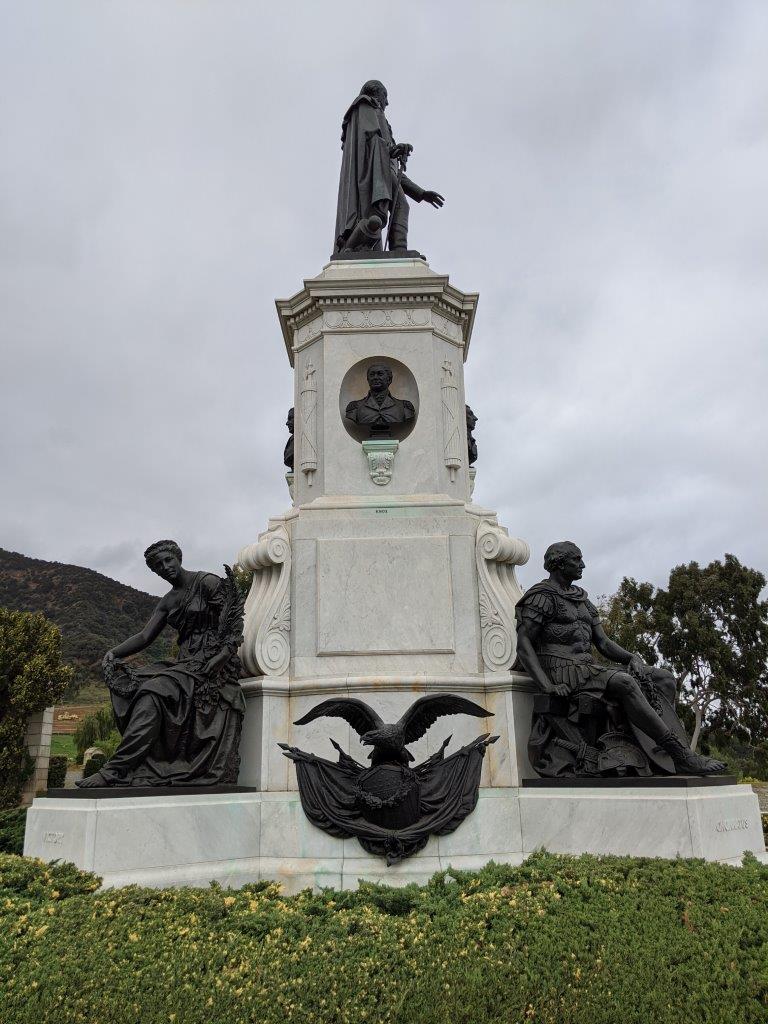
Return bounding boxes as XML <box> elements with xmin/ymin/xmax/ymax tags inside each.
<box><xmin>276</xmin><ymin>259</ymin><xmax>478</xmax><ymax>366</ymax></box>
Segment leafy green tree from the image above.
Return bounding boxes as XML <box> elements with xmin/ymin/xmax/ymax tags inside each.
<box><xmin>73</xmin><ymin>705</ymin><xmax>117</xmax><ymax>762</ymax></box>
<box><xmin>601</xmin><ymin>555</ymin><xmax>768</xmax><ymax>751</ymax></box>
<box><xmin>0</xmin><ymin>607</ymin><xmax>73</xmax><ymax>807</ymax></box>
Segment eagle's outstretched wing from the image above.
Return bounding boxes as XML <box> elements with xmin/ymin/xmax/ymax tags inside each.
<box><xmin>293</xmin><ymin>698</ymin><xmax>384</xmax><ymax>737</ymax></box>
<box><xmin>397</xmin><ymin>693</ymin><xmax>492</xmax><ymax>744</ymax></box>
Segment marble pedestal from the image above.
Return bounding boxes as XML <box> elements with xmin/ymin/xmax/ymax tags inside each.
<box><xmin>35</xmin><ymin>260</ymin><xmax>765</xmax><ymax>891</ymax></box>
<box><xmin>24</xmin><ymin>782</ymin><xmax>765</xmax><ymax>892</ymax></box>
<box><xmin>237</xmin><ymin>673</ymin><xmax>537</xmax><ymax>794</ymax></box>
<box><xmin>237</xmin><ymin>258</ymin><xmax>532</xmax><ymax>792</ymax></box>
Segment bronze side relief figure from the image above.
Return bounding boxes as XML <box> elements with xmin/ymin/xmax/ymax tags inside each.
<box><xmin>283</xmin><ymin>406</ymin><xmax>294</xmax><ymax>471</ymax></box>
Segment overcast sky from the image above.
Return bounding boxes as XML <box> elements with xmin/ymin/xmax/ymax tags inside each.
<box><xmin>1</xmin><ymin>1</ymin><xmax>766</xmax><ymax>599</ymax></box>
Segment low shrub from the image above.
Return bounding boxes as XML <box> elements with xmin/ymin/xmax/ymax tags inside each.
<box><xmin>0</xmin><ymin>851</ymin><xmax>766</xmax><ymax>1024</ymax></box>
<box><xmin>98</xmin><ymin>729</ymin><xmax>122</xmax><ymax>760</ymax></box>
<box><xmin>73</xmin><ymin>706</ymin><xmax>115</xmax><ymax>763</ymax></box>
<box><xmin>0</xmin><ymin>608</ymin><xmax>72</xmax><ymax>808</ymax></box>
<box><xmin>81</xmin><ymin>753</ymin><xmax>106</xmax><ymax>779</ymax></box>
<box><xmin>705</xmin><ymin>736</ymin><xmax>768</xmax><ymax>781</ymax></box>
<box><xmin>45</xmin><ymin>756</ymin><xmax>67</xmax><ymax>789</ymax></box>
<box><xmin>0</xmin><ymin>852</ymin><xmax>99</xmax><ymax>907</ymax></box>
<box><xmin>0</xmin><ymin>810</ymin><xmax>26</xmax><ymax>855</ymax></box>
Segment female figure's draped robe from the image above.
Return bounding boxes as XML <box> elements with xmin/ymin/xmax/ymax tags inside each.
<box><xmin>108</xmin><ymin>571</ymin><xmax>245</xmax><ymax>786</ymax></box>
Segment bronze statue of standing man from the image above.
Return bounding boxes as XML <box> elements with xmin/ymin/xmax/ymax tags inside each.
<box><xmin>334</xmin><ymin>80</ymin><xmax>444</xmax><ymax>256</ymax></box>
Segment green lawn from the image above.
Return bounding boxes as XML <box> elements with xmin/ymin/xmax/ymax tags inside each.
<box><xmin>49</xmin><ymin>735</ymin><xmax>76</xmax><ymax>762</ymax></box>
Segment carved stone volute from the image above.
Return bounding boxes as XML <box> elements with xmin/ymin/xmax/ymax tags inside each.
<box><xmin>237</xmin><ymin>525</ymin><xmax>291</xmax><ymax>677</ymax></box>
<box><xmin>475</xmin><ymin>523</ymin><xmax>530</xmax><ymax>672</ymax></box>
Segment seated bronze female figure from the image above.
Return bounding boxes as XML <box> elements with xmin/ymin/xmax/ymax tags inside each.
<box><xmin>77</xmin><ymin>540</ymin><xmax>246</xmax><ymax>788</ymax></box>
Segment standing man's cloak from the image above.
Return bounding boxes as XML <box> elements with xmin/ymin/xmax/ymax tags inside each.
<box><xmin>335</xmin><ymin>94</ymin><xmax>395</xmax><ymax>251</ymax></box>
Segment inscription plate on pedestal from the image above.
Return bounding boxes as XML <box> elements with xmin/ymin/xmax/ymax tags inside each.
<box><xmin>316</xmin><ymin>536</ymin><xmax>455</xmax><ymax>655</ymax></box>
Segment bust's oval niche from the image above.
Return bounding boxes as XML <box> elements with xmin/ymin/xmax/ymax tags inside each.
<box><xmin>339</xmin><ymin>356</ymin><xmax>419</xmax><ymax>443</ymax></box>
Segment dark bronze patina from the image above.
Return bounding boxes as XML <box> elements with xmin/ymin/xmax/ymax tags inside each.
<box><xmin>283</xmin><ymin>407</ymin><xmax>294</xmax><ymax>471</ymax></box>
<box><xmin>334</xmin><ymin>80</ymin><xmax>444</xmax><ymax>257</ymax></box>
<box><xmin>516</xmin><ymin>542</ymin><xmax>726</xmax><ymax>778</ymax></box>
<box><xmin>281</xmin><ymin>694</ymin><xmax>497</xmax><ymax>863</ymax></box>
<box><xmin>345</xmin><ymin>363</ymin><xmax>415</xmax><ymax>439</ymax></box>
<box><xmin>76</xmin><ymin>540</ymin><xmax>245</xmax><ymax>788</ymax></box>
<box><xmin>466</xmin><ymin>405</ymin><xmax>478</xmax><ymax>465</ymax></box>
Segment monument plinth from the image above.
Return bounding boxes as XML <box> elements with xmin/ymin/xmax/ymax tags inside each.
<box><xmin>23</xmin><ymin>255</ymin><xmax>766</xmax><ymax>891</ymax></box>
<box><xmin>237</xmin><ymin>257</ymin><xmax>535</xmax><ymax>802</ymax></box>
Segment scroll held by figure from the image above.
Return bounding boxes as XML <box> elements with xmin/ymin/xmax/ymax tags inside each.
<box><xmin>280</xmin><ymin>694</ymin><xmax>498</xmax><ymax>864</ymax></box>
<box><xmin>76</xmin><ymin>540</ymin><xmax>246</xmax><ymax>788</ymax></box>
<box><xmin>334</xmin><ymin>80</ymin><xmax>444</xmax><ymax>256</ymax></box>
<box><xmin>515</xmin><ymin>541</ymin><xmax>726</xmax><ymax>779</ymax></box>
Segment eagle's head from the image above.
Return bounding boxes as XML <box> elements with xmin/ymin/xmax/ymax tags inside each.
<box><xmin>360</xmin><ymin>723</ymin><xmax>402</xmax><ymax>751</ymax></box>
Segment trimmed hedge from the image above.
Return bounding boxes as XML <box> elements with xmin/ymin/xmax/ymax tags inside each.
<box><xmin>0</xmin><ymin>810</ymin><xmax>26</xmax><ymax>856</ymax></box>
<box><xmin>45</xmin><ymin>756</ymin><xmax>67</xmax><ymax>789</ymax></box>
<box><xmin>1</xmin><ymin>851</ymin><xmax>766</xmax><ymax>1024</ymax></box>
<box><xmin>81</xmin><ymin>752</ymin><xmax>106</xmax><ymax>779</ymax></box>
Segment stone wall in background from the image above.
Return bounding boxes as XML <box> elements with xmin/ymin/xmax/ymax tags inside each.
<box><xmin>20</xmin><ymin>707</ymin><xmax>53</xmax><ymax>806</ymax></box>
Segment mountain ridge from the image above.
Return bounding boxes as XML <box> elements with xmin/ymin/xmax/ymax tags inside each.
<box><xmin>0</xmin><ymin>547</ymin><xmax>174</xmax><ymax>701</ymax></box>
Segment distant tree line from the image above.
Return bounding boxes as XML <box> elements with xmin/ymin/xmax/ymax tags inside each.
<box><xmin>599</xmin><ymin>554</ymin><xmax>768</xmax><ymax>768</ymax></box>
<box><xmin>0</xmin><ymin>608</ymin><xmax>71</xmax><ymax>807</ymax></box>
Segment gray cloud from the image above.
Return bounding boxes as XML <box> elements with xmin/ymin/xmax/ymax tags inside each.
<box><xmin>1</xmin><ymin>0</ymin><xmax>766</xmax><ymax>598</ymax></box>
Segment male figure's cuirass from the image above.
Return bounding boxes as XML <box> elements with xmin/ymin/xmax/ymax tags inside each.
<box><xmin>537</xmin><ymin>593</ymin><xmax>595</xmax><ymax>655</ymax></box>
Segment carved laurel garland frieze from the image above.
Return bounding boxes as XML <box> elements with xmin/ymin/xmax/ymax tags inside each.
<box><xmin>289</xmin><ymin>301</ymin><xmax>469</xmax><ymax>356</ymax></box>
<box><xmin>475</xmin><ymin>523</ymin><xmax>530</xmax><ymax>672</ymax></box>
<box><xmin>294</xmin><ymin>317</ymin><xmax>323</xmax><ymax>347</ymax></box>
<box><xmin>324</xmin><ymin>307</ymin><xmax>430</xmax><ymax>330</ymax></box>
<box><xmin>237</xmin><ymin>526</ymin><xmax>292</xmax><ymax>677</ymax></box>
<box><xmin>432</xmin><ymin>311</ymin><xmax>464</xmax><ymax>343</ymax></box>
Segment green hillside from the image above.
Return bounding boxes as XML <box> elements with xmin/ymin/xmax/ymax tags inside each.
<box><xmin>0</xmin><ymin>548</ymin><xmax>173</xmax><ymax>702</ymax></box>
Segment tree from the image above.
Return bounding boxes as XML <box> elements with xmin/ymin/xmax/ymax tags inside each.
<box><xmin>0</xmin><ymin>607</ymin><xmax>73</xmax><ymax>807</ymax></box>
<box><xmin>601</xmin><ymin>555</ymin><xmax>768</xmax><ymax>751</ymax></box>
<box><xmin>73</xmin><ymin>705</ymin><xmax>117</xmax><ymax>763</ymax></box>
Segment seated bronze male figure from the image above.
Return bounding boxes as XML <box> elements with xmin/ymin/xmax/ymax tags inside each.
<box><xmin>515</xmin><ymin>541</ymin><xmax>725</xmax><ymax>777</ymax></box>
<box><xmin>345</xmin><ymin>363</ymin><xmax>415</xmax><ymax>439</ymax></box>
<box><xmin>77</xmin><ymin>540</ymin><xmax>245</xmax><ymax>788</ymax></box>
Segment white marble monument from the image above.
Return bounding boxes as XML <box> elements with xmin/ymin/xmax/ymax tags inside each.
<box><xmin>24</xmin><ymin>256</ymin><xmax>767</xmax><ymax>888</ymax></box>
<box><xmin>235</xmin><ymin>257</ymin><xmax>535</xmax><ymax>798</ymax></box>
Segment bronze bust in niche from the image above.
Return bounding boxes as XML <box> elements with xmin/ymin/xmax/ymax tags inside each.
<box><xmin>345</xmin><ymin>363</ymin><xmax>415</xmax><ymax>439</ymax></box>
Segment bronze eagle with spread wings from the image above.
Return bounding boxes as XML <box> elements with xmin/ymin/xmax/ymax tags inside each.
<box><xmin>293</xmin><ymin>693</ymin><xmax>491</xmax><ymax>766</ymax></box>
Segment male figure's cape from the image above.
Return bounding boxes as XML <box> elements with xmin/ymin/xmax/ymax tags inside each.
<box><xmin>334</xmin><ymin>94</ymin><xmax>425</xmax><ymax>251</ymax></box>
